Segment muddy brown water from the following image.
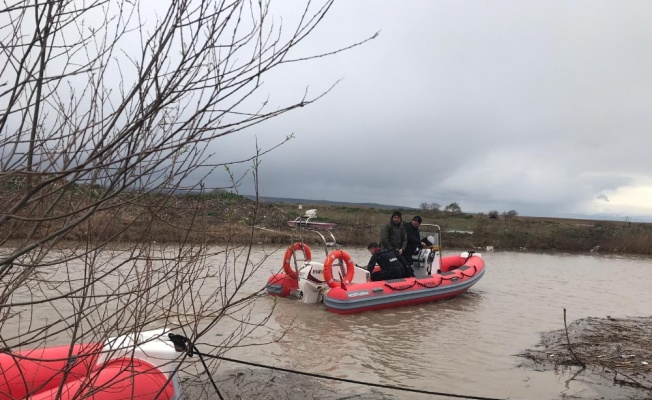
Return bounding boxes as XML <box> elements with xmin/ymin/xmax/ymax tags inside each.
<box><xmin>3</xmin><ymin>246</ymin><xmax>651</xmax><ymax>399</ymax></box>
<box><xmin>211</xmin><ymin>248</ymin><xmax>652</xmax><ymax>400</ymax></box>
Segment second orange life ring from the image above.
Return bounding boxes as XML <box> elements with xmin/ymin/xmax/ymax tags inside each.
<box><xmin>282</xmin><ymin>242</ymin><xmax>312</xmax><ymax>279</ymax></box>
<box><xmin>322</xmin><ymin>250</ymin><xmax>356</xmax><ymax>288</ymax></box>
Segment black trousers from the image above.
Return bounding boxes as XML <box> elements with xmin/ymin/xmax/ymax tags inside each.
<box><xmin>403</xmin><ymin>248</ymin><xmax>419</xmax><ymax>267</ymax></box>
<box><xmin>371</xmin><ymin>267</ymin><xmax>404</xmax><ymax>282</ymax></box>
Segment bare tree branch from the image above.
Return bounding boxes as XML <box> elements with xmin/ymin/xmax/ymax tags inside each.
<box><xmin>0</xmin><ymin>0</ymin><xmax>375</xmax><ymax>397</ymax></box>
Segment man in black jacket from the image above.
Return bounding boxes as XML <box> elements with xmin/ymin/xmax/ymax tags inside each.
<box><xmin>366</xmin><ymin>242</ymin><xmax>414</xmax><ymax>281</ymax></box>
<box><xmin>403</xmin><ymin>215</ymin><xmax>423</xmax><ymax>266</ymax></box>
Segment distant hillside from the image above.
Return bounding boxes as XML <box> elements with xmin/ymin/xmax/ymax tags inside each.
<box><xmin>244</xmin><ymin>195</ymin><xmax>416</xmax><ymax>211</ymax></box>
<box><xmin>244</xmin><ymin>195</ymin><xmax>652</xmax><ymax>223</ymax></box>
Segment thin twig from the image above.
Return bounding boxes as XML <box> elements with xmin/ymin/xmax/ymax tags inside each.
<box><xmin>563</xmin><ymin>308</ymin><xmax>586</xmax><ymax>368</ymax></box>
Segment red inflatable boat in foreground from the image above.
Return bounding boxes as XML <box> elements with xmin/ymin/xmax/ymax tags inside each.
<box><xmin>267</xmin><ymin>216</ymin><xmax>486</xmax><ymax>314</ymax></box>
<box><xmin>0</xmin><ymin>329</ymin><xmax>180</xmax><ymax>400</ymax></box>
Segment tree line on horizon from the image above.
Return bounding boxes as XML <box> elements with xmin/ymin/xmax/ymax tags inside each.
<box><xmin>420</xmin><ymin>202</ymin><xmax>519</xmax><ymax>220</ymax></box>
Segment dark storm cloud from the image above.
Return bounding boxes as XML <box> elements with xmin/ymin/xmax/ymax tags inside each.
<box><xmin>205</xmin><ymin>1</ymin><xmax>652</xmax><ymax>219</ymax></box>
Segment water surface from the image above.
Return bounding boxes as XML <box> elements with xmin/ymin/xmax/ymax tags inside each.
<box><xmin>3</xmin><ymin>244</ymin><xmax>650</xmax><ymax>399</ymax></box>
<box><xmin>219</xmin><ymin>248</ymin><xmax>652</xmax><ymax>399</ymax></box>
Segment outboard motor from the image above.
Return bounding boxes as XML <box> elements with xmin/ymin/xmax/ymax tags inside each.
<box><xmin>298</xmin><ymin>262</ymin><xmax>327</xmax><ymax>303</ymax></box>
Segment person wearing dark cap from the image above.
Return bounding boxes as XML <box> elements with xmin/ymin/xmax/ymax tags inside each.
<box><xmin>403</xmin><ymin>215</ymin><xmax>424</xmax><ymax>266</ymax></box>
<box><xmin>366</xmin><ymin>242</ymin><xmax>413</xmax><ymax>281</ymax></box>
<box><xmin>380</xmin><ymin>211</ymin><xmax>406</xmax><ymax>255</ymax></box>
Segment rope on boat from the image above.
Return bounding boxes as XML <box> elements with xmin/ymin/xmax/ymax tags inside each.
<box><xmin>415</xmin><ymin>276</ymin><xmax>443</xmax><ymax>288</ymax></box>
<box><xmin>169</xmin><ymin>333</ymin><xmax>509</xmax><ymax>400</ymax></box>
<box><xmin>459</xmin><ymin>265</ymin><xmax>478</xmax><ymax>277</ymax></box>
<box><xmin>462</xmin><ymin>250</ymin><xmax>476</xmax><ymax>264</ymax></box>
<box><xmin>384</xmin><ymin>279</ymin><xmax>418</xmax><ymax>291</ymax></box>
<box><xmin>169</xmin><ymin>333</ymin><xmax>224</xmax><ymax>400</ymax></box>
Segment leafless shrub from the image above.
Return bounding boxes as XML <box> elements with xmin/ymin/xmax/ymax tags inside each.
<box><xmin>0</xmin><ymin>0</ymin><xmax>375</xmax><ymax>397</ymax></box>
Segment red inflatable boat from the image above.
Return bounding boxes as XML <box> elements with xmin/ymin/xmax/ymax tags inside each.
<box><xmin>0</xmin><ymin>329</ymin><xmax>180</xmax><ymax>400</ymax></box>
<box><xmin>266</xmin><ymin>221</ymin><xmax>486</xmax><ymax>314</ymax></box>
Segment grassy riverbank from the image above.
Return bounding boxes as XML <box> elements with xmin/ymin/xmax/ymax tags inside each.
<box><xmin>3</xmin><ymin>188</ymin><xmax>652</xmax><ymax>255</ymax></box>
<box><xmin>273</xmin><ymin>202</ymin><xmax>652</xmax><ymax>255</ymax></box>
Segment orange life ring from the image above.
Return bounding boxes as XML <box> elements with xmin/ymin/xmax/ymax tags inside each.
<box><xmin>322</xmin><ymin>250</ymin><xmax>356</xmax><ymax>289</ymax></box>
<box><xmin>282</xmin><ymin>242</ymin><xmax>312</xmax><ymax>279</ymax></box>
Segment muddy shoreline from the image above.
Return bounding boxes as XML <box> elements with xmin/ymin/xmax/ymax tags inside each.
<box><xmin>180</xmin><ymin>367</ymin><xmax>402</xmax><ymax>400</ymax></box>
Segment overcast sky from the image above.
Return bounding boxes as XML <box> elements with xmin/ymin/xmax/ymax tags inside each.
<box><xmin>210</xmin><ymin>1</ymin><xmax>652</xmax><ymax>221</ymax></box>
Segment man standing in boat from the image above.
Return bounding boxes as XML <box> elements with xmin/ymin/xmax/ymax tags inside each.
<box><xmin>366</xmin><ymin>242</ymin><xmax>413</xmax><ymax>281</ymax></box>
<box><xmin>380</xmin><ymin>211</ymin><xmax>407</xmax><ymax>255</ymax></box>
<box><xmin>403</xmin><ymin>215</ymin><xmax>424</xmax><ymax>267</ymax></box>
